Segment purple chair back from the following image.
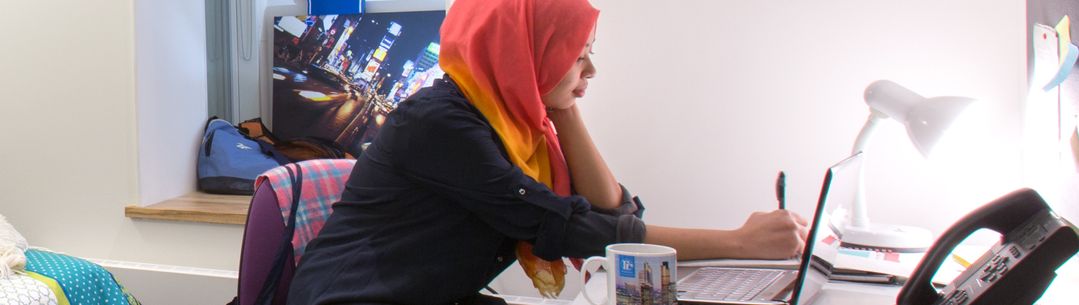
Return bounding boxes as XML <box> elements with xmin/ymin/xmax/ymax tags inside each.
<box><xmin>236</xmin><ymin>182</ymin><xmax>295</xmax><ymax>305</ymax></box>
<box><xmin>233</xmin><ymin>159</ymin><xmax>354</xmax><ymax>305</ymax></box>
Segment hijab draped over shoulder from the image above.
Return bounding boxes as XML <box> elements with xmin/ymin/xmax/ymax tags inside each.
<box><xmin>439</xmin><ymin>0</ymin><xmax>599</xmax><ymax>297</ymax></box>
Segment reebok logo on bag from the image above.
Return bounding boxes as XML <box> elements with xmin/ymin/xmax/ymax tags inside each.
<box><xmin>198</xmin><ymin>117</ymin><xmax>288</xmax><ymax>195</ymax></box>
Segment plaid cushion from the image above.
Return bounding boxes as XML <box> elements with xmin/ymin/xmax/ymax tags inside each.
<box><xmin>255</xmin><ymin>159</ymin><xmax>356</xmax><ymax>264</ymax></box>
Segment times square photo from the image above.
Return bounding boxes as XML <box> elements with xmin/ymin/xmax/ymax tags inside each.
<box><xmin>271</xmin><ymin>10</ymin><xmax>445</xmax><ymax>156</ymax></box>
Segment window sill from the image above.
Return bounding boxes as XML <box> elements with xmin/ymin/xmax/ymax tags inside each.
<box><xmin>125</xmin><ymin>192</ymin><xmax>250</xmax><ymax>225</ymax></box>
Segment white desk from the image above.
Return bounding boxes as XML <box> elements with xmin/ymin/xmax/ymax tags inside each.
<box><xmin>570</xmin><ymin>258</ymin><xmax>1079</xmax><ymax>305</ymax></box>
<box><xmin>569</xmin><ymin>269</ymin><xmax>898</xmax><ymax>305</ymax></box>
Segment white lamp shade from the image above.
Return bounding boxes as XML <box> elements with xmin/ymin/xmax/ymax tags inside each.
<box><xmin>904</xmin><ymin>96</ymin><xmax>976</xmax><ymax>157</ymax></box>
<box><xmin>864</xmin><ymin>80</ymin><xmax>975</xmax><ymax>157</ymax></box>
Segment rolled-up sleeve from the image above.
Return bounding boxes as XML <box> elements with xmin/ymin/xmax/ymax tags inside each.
<box><xmin>591</xmin><ymin>184</ymin><xmax>646</xmax><ymax>218</ymax></box>
<box><xmin>391</xmin><ymin>99</ymin><xmax>645</xmax><ymax>259</ymax></box>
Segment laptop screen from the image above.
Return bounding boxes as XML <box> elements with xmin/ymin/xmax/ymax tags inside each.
<box><xmin>789</xmin><ymin>152</ymin><xmax>863</xmax><ymax>305</ymax></box>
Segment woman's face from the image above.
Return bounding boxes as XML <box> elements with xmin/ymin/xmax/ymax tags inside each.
<box><xmin>541</xmin><ymin>30</ymin><xmax>597</xmax><ymax>110</ymax></box>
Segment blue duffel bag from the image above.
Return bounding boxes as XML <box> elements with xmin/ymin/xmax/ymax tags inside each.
<box><xmin>198</xmin><ymin>117</ymin><xmax>288</xmax><ymax>195</ymax></box>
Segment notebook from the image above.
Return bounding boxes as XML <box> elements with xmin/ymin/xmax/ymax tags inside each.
<box><xmin>677</xmin><ymin>153</ymin><xmax>863</xmax><ymax>305</ymax></box>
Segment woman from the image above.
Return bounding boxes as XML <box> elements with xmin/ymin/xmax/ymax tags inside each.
<box><xmin>286</xmin><ymin>0</ymin><xmax>808</xmax><ymax>304</ymax></box>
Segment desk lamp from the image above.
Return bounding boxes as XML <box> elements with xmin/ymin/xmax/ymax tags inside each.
<box><xmin>841</xmin><ymin>80</ymin><xmax>975</xmax><ymax>252</ymax></box>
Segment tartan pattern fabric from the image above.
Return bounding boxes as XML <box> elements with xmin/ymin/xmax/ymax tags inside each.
<box><xmin>255</xmin><ymin>159</ymin><xmax>356</xmax><ymax>264</ymax></box>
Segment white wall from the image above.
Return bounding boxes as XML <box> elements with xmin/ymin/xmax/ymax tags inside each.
<box><xmin>136</xmin><ymin>0</ymin><xmax>206</xmax><ymax>209</ymax></box>
<box><xmin>3</xmin><ymin>0</ymin><xmax>1068</xmax><ymax>302</ymax></box>
<box><xmin>582</xmin><ymin>0</ymin><xmax>1034</xmax><ymax>234</ymax></box>
<box><xmin>1</xmin><ymin>0</ymin><xmax>140</xmax><ymax>256</ymax></box>
<box><xmin>0</xmin><ymin>0</ymin><xmax>241</xmax><ymax>302</ymax></box>
<box><xmin>0</xmin><ymin>0</ymin><xmax>243</xmax><ymax>272</ymax></box>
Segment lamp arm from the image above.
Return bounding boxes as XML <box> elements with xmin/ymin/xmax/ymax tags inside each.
<box><xmin>849</xmin><ymin>112</ymin><xmax>883</xmax><ymax>229</ymax></box>
<box><xmin>851</xmin><ymin>112</ymin><xmax>883</xmax><ymax>155</ymax></box>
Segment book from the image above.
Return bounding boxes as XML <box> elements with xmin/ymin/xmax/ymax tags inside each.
<box><xmin>830</xmin><ymin>245</ymin><xmax>984</xmax><ymax>285</ymax></box>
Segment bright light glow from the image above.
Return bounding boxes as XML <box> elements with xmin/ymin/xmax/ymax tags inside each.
<box><xmin>339</xmin><ymin>100</ymin><xmax>356</xmax><ymax>114</ymax></box>
<box><xmin>273</xmin><ymin>73</ymin><xmax>286</xmax><ymax>80</ymax></box>
<box><xmin>1023</xmin><ymin>86</ymin><xmax>1066</xmax><ymax>204</ymax></box>
<box><xmin>388</xmin><ymin>22</ymin><xmax>403</xmax><ymax>36</ymax></box>
<box><xmin>924</xmin><ymin>99</ymin><xmax>1019</xmax><ymax>206</ymax></box>
<box><xmin>928</xmin><ymin>99</ymin><xmax>991</xmax><ymax>165</ymax></box>
<box><xmin>277</xmin><ymin>16</ymin><xmax>308</xmax><ymax>37</ymax></box>
<box><xmin>297</xmin><ymin>90</ymin><xmax>331</xmax><ymax>101</ymax></box>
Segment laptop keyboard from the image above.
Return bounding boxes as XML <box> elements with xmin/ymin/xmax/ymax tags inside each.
<box><xmin>679</xmin><ymin>268</ymin><xmax>786</xmax><ymax>302</ymax></box>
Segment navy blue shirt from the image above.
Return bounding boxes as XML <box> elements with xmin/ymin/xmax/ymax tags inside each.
<box><xmin>286</xmin><ymin>78</ymin><xmax>646</xmax><ymax>305</ymax></box>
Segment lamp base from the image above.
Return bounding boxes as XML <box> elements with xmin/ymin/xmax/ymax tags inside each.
<box><xmin>838</xmin><ymin>223</ymin><xmax>934</xmax><ymax>253</ymax></box>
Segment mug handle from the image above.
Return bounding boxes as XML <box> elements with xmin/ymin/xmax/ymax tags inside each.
<box><xmin>580</xmin><ymin>256</ymin><xmax>608</xmax><ymax>305</ymax></box>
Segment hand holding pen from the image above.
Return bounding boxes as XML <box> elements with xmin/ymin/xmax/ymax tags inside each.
<box><xmin>725</xmin><ymin>170</ymin><xmax>806</xmax><ymax>259</ymax></box>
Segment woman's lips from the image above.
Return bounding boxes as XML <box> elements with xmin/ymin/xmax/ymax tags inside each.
<box><xmin>573</xmin><ymin>85</ymin><xmax>588</xmax><ymax>97</ymax></box>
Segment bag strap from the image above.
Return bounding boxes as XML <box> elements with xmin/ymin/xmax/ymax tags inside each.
<box><xmin>254</xmin><ymin>164</ymin><xmax>303</xmax><ymax>305</ymax></box>
<box><xmin>255</xmin><ymin>140</ymin><xmax>292</xmax><ymax>165</ymax></box>
<box><xmin>202</xmin><ymin>116</ymin><xmax>220</xmax><ymax>157</ymax></box>
<box><xmin>301</xmin><ymin>136</ymin><xmax>349</xmax><ymax>159</ymax></box>
<box><xmin>203</xmin><ymin>116</ymin><xmax>220</xmax><ymax>132</ymax></box>
<box><xmin>237</xmin><ymin>117</ymin><xmax>290</xmax><ymax>164</ymax></box>
<box><xmin>239</xmin><ymin>117</ymin><xmax>282</xmax><ymax>144</ymax></box>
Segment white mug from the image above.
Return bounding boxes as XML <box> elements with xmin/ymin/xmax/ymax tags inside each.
<box><xmin>580</xmin><ymin>243</ymin><xmax>678</xmax><ymax>305</ymax></box>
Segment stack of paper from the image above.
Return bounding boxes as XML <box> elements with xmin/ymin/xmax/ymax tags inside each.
<box><xmin>831</xmin><ymin>247</ymin><xmax>924</xmax><ymax>284</ymax></box>
<box><xmin>830</xmin><ymin>244</ymin><xmax>988</xmax><ymax>285</ymax></box>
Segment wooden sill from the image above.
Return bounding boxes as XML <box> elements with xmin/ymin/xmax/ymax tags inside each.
<box><xmin>125</xmin><ymin>192</ymin><xmax>251</xmax><ymax>225</ymax></box>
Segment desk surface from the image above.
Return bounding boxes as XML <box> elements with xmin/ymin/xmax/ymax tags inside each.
<box><xmin>569</xmin><ymin>257</ymin><xmax>1079</xmax><ymax>305</ymax></box>
<box><xmin>569</xmin><ymin>268</ymin><xmax>898</xmax><ymax>305</ymax></box>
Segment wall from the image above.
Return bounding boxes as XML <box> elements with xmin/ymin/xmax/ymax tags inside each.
<box><xmin>0</xmin><ymin>0</ymin><xmax>244</xmax><ymax>283</ymax></box>
<box><xmin>502</xmin><ymin>0</ymin><xmax>1035</xmax><ymax>299</ymax></box>
<box><xmin>582</xmin><ymin>0</ymin><xmax>1035</xmax><ymax>233</ymax></box>
<box><xmin>0</xmin><ymin>0</ymin><xmax>1059</xmax><ymax>303</ymax></box>
<box><xmin>132</xmin><ymin>0</ymin><xmax>246</xmax><ymax>270</ymax></box>
<box><xmin>0</xmin><ymin>0</ymin><xmax>140</xmax><ymax>255</ymax></box>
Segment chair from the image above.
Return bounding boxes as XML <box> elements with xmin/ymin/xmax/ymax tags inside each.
<box><xmin>233</xmin><ymin>159</ymin><xmax>356</xmax><ymax>305</ymax></box>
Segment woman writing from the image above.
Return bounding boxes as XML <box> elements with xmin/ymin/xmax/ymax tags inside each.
<box><xmin>287</xmin><ymin>0</ymin><xmax>808</xmax><ymax>304</ymax></box>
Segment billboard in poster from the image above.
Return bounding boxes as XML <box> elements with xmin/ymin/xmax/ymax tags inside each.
<box><xmin>270</xmin><ymin>10</ymin><xmax>445</xmax><ymax>157</ymax></box>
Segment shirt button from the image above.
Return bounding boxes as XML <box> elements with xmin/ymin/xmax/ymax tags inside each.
<box><xmin>497</xmin><ymin>256</ymin><xmax>504</xmax><ymax>263</ymax></box>
<box><xmin>518</xmin><ymin>188</ymin><xmax>526</xmax><ymax>196</ymax></box>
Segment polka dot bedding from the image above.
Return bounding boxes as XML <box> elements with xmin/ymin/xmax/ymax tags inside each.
<box><xmin>24</xmin><ymin>249</ymin><xmax>136</xmax><ymax>305</ymax></box>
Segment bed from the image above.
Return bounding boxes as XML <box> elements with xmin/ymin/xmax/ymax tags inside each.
<box><xmin>1</xmin><ymin>215</ymin><xmax>140</xmax><ymax>305</ymax></box>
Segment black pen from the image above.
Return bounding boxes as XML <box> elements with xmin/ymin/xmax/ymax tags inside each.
<box><xmin>775</xmin><ymin>171</ymin><xmax>786</xmax><ymax>210</ymax></box>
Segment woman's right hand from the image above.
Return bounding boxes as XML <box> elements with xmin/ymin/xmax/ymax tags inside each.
<box><xmin>732</xmin><ymin>210</ymin><xmax>809</xmax><ymax>259</ymax></box>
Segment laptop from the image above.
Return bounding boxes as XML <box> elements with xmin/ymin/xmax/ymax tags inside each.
<box><xmin>677</xmin><ymin>152</ymin><xmax>863</xmax><ymax>305</ymax></box>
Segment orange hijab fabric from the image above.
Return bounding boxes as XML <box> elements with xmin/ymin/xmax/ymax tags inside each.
<box><xmin>439</xmin><ymin>0</ymin><xmax>599</xmax><ymax>297</ymax></box>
